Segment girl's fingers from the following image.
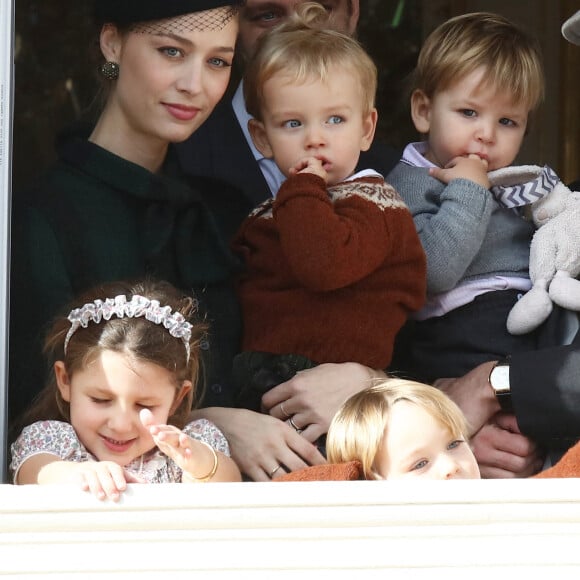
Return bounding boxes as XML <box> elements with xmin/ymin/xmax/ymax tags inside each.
<box><xmin>139</xmin><ymin>408</ymin><xmax>155</xmax><ymax>428</ymax></box>
<box><xmin>82</xmin><ymin>471</ymin><xmax>107</xmax><ymax>501</ymax></box>
<box><xmin>80</xmin><ymin>464</ymin><xmax>127</xmax><ymax>501</ymax></box>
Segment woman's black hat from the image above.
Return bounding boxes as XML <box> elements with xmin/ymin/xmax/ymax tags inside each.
<box><xmin>94</xmin><ymin>0</ymin><xmax>241</xmax><ymax>26</ymax></box>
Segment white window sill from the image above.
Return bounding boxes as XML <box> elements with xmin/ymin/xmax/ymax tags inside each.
<box><xmin>2</xmin><ymin>479</ymin><xmax>580</xmax><ymax>577</ymax></box>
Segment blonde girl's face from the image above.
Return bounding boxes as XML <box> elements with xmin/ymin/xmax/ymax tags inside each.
<box><xmin>100</xmin><ymin>10</ymin><xmax>238</xmax><ymax>148</ymax></box>
<box><xmin>375</xmin><ymin>400</ymin><xmax>481</xmax><ymax>480</ymax></box>
<box><xmin>55</xmin><ymin>350</ymin><xmax>190</xmax><ymax>466</ymax></box>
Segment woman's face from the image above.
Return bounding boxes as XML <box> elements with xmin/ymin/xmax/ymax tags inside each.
<box><xmin>101</xmin><ymin>10</ymin><xmax>238</xmax><ymax>148</ymax></box>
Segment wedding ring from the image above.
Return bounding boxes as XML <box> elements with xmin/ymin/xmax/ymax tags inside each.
<box><xmin>280</xmin><ymin>401</ymin><xmax>290</xmax><ymax>419</ymax></box>
<box><xmin>269</xmin><ymin>465</ymin><xmax>281</xmax><ymax>478</ymax></box>
<box><xmin>289</xmin><ymin>416</ymin><xmax>301</xmax><ymax>432</ymax></box>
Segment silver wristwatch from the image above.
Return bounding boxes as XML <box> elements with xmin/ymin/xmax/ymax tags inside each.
<box><xmin>489</xmin><ymin>356</ymin><xmax>513</xmax><ymax>412</ymax></box>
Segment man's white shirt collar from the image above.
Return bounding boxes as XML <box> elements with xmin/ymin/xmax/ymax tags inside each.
<box><xmin>232</xmin><ymin>81</ymin><xmax>286</xmax><ymax>196</ymax></box>
<box><xmin>232</xmin><ymin>81</ymin><xmax>263</xmax><ymax>163</ymax></box>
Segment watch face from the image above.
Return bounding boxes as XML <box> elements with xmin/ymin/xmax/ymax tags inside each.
<box><xmin>491</xmin><ymin>364</ymin><xmax>510</xmax><ymax>393</ymax></box>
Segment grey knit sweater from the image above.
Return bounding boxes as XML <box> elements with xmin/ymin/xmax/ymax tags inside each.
<box><xmin>387</xmin><ymin>162</ymin><xmax>534</xmax><ymax>294</ymax></box>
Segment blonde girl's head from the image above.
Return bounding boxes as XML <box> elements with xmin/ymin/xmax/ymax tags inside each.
<box><xmin>326</xmin><ymin>378</ymin><xmax>472</xmax><ymax>480</ymax></box>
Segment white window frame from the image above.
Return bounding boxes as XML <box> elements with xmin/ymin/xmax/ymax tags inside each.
<box><xmin>0</xmin><ymin>0</ymin><xmax>14</xmax><ymax>482</ymax></box>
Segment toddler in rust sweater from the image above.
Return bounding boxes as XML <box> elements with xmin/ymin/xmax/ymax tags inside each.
<box><xmin>231</xmin><ymin>3</ymin><xmax>426</xmax><ymax>416</ymax></box>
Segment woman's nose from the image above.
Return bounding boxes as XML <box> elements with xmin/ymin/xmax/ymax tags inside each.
<box><xmin>176</xmin><ymin>63</ymin><xmax>203</xmax><ymax>95</ymax></box>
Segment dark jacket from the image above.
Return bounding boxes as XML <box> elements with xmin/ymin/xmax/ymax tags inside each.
<box><xmin>9</xmin><ymin>131</ymin><xmax>252</xmax><ymax>423</ymax></box>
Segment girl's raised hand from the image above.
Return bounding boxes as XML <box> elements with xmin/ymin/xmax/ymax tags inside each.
<box><xmin>140</xmin><ymin>408</ymin><xmax>242</xmax><ymax>482</ymax></box>
<box><xmin>140</xmin><ymin>408</ymin><xmax>212</xmax><ymax>482</ymax></box>
<box><xmin>141</xmin><ymin>408</ymin><xmax>189</xmax><ymax>461</ymax></box>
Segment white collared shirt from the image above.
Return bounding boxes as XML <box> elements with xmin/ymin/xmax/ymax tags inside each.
<box><xmin>232</xmin><ymin>82</ymin><xmax>286</xmax><ymax>197</ymax></box>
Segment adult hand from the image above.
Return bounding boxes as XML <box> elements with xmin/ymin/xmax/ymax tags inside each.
<box><xmin>190</xmin><ymin>407</ymin><xmax>325</xmax><ymax>481</ymax></box>
<box><xmin>262</xmin><ymin>362</ymin><xmax>384</xmax><ymax>443</ymax></box>
<box><xmin>471</xmin><ymin>414</ymin><xmax>544</xmax><ymax>478</ymax></box>
<box><xmin>434</xmin><ymin>360</ymin><xmax>501</xmax><ymax>436</ymax></box>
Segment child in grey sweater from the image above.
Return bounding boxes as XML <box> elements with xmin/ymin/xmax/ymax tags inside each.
<box><xmin>388</xmin><ymin>12</ymin><xmax>559</xmax><ymax>382</ymax></box>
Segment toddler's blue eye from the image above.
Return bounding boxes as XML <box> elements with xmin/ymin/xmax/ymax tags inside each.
<box><xmin>411</xmin><ymin>459</ymin><xmax>428</xmax><ymax>471</ymax></box>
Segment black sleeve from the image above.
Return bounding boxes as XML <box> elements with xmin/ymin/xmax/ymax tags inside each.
<box><xmin>511</xmin><ymin>318</ymin><xmax>580</xmax><ymax>448</ymax></box>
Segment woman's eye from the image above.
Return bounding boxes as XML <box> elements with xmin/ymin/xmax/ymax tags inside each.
<box><xmin>160</xmin><ymin>47</ymin><xmax>183</xmax><ymax>58</ymax></box>
<box><xmin>208</xmin><ymin>57</ymin><xmax>231</xmax><ymax>68</ymax></box>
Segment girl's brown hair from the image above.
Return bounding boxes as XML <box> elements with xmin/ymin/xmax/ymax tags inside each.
<box><xmin>20</xmin><ymin>279</ymin><xmax>207</xmax><ymax>430</ymax></box>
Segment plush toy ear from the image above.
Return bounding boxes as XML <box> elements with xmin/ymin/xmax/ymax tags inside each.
<box><xmin>277</xmin><ymin>461</ymin><xmax>363</xmax><ymax>482</ymax></box>
<box><xmin>532</xmin><ymin>441</ymin><xmax>580</xmax><ymax>479</ymax></box>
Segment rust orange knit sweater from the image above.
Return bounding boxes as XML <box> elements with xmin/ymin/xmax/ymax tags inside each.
<box><xmin>232</xmin><ymin>173</ymin><xmax>426</xmax><ymax>369</ymax></box>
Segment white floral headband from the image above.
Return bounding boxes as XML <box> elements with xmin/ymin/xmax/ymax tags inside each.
<box><xmin>63</xmin><ymin>294</ymin><xmax>193</xmax><ymax>361</ymax></box>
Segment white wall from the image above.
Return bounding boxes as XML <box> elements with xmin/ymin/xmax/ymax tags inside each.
<box><xmin>2</xmin><ymin>479</ymin><xmax>580</xmax><ymax>577</ymax></box>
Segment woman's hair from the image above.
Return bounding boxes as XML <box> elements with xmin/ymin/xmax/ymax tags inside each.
<box><xmin>412</xmin><ymin>12</ymin><xmax>544</xmax><ymax>111</ymax></box>
<box><xmin>21</xmin><ymin>279</ymin><xmax>207</xmax><ymax>429</ymax></box>
<box><xmin>243</xmin><ymin>1</ymin><xmax>377</xmax><ymax>121</ymax></box>
<box><xmin>326</xmin><ymin>378</ymin><xmax>471</xmax><ymax>480</ymax></box>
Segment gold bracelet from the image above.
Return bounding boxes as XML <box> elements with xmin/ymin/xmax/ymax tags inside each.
<box><xmin>189</xmin><ymin>440</ymin><xmax>219</xmax><ymax>483</ymax></box>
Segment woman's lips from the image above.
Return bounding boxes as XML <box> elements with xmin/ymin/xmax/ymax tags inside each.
<box><xmin>163</xmin><ymin>103</ymin><xmax>199</xmax><ymax>121</ymax></box>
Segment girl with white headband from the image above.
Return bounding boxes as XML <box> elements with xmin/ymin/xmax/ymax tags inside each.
<box><xmin>10</xmin><ymin>279</ymin><xmax>241</xmax><ymax>500</ymax></box>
